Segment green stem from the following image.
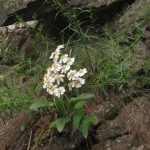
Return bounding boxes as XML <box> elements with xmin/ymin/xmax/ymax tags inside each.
<box><xmin>78</xmin><ymin>26</ymin><xmax>95</xmax><ymax>73</ymax></box>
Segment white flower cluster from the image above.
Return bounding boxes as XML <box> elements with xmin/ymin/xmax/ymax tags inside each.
<box><xmin>43</xmin><ymin>45</ymin><xmax>87</xmax><ymax>97</ymax></box>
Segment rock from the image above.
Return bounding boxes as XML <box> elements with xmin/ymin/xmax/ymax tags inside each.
<box><xmin>0</xmin><ymin>65</ymin><xmax>10</xmax><ymax>74</ymax></box>
<box><xmin>0</xmin><ymin>28</ymin><xmax>30</xmax><ymax>65</ymax></box>
<box><xmin>118</xmin><ymin>0</ymin><xmax>150</xmax><ymax>42</ymax></box>
<box><xmin>91</xmin><ymin>135</ymin><xmax>140</xmax><ymax>150</ymax></box>
<box><xmin>92</xmin><ymin>94</ymin><xmax>150</xmax><ymax>149</ymax></box>
<box><xmin>71</xmin><ymin>0</ymin><xmax>122</xmax><ymax>8</ymax></box>
<box><xmin>1</xmin><ymin>0</ymin><xmax>56</xmax><ymax>26</ymax></box>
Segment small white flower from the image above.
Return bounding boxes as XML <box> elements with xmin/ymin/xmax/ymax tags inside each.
<box><xmin>43</xmin><ymin>77</ymin><xmax>52</xmax><ymax>88</ymax></box>
<box><xmin>47</xmin><ymin>68</ymin><xmax>52</xmax><ymax>75</ymax></box>
<box><xmin>43</xmin><ymin>74</ymin><xmax>51</xmax><ymax>88</ymax></box>
<box><xmin>67</xmin><ymin>57</ymin><xmax>75</xmax><ymax>66</ymax></box>
<box><xmin>75</xmin><ymin>68</ymin><xmax>87</xmax><ymax>77</ymax></box>
<box><xmin>59</xmin><ymin>54</ymin><xmax>68</xmax><ymax>63</ymax></box>
<box><xmin>67</xmin><ymin>70</ymin><xmax>77</xmax><ymax>80</ymax></box>
<box><xmin>55</xmin><ymin>74</ymin><xmax>65</xmax><ymax>85</ymax></box>
<box><xmin>54</xmin><ymin>86</ymin><xmax>65</xmax><ymax>97</ymax></box>
<box><xmin>53</xmin><ymin>55</ymin><xmax>59</xmax><ymax>63</ymax></box>
<box><xmin>48</xmin><ymin>85</ymin><xmax>57</xmax><ymax>95</ymax></box>
<box><xmin>68</xmin><ymin>82</ymin><xmax>75</xmax><ymax>90</ymax></box>
<box><xmin>49</xmin><ymin>52</ymin><xmax>55</xmax><ymax>59</ymax></box>
<box><xmin>61</xmin><ymin>65</ymin><xmax>70</xmax><ymax>74</ymax></box>
<box><xmin>56</xmin><ymin>45</ymin><xmax>64</xmax><ymax>50</ymax></box>
<box><xmin>49</xmin><ymin>73</ymin><xmax>56</xmax><ymax>82</ymax></box>
<box><xmin>74</xmin><ymin>78</ymin><xmax>85</xmax><ymax>88</ymax></box>
<box><xmin>51</xmin><ymin>63</ymin><xmax>62</xmax><ymax>73</ymax></box>
<box><xmin>46</xmin><ymin>84</ymin><xmax>53</xmax><ymax>93</ymax></box>
<box><xmin>63</xmin><ymin>57</ymin><xmax>74</xmax><ymax>65</ymax></box>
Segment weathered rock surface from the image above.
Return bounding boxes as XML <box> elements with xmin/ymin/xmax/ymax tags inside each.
<box><xmin>1</xmin><ymin>0</ymin><xmax>130</xmax><ymax>27</ymax></box>
<box><xmin>91</xmin><ymin>94</ymin><xmax>150</xmax><ymax>150</ymax></box>
<box><xmin>118</xmin><ymin>0</ymin><xmax>150</xmax><ymax>41</ymax></box>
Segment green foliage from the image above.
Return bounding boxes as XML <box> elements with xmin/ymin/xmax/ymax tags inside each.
<box><xmin>56</xmin><ymin>116</ymin><xmax>70</xmax><ymax>132</ymax></box>
<box><xmin>80</xmin><ymin>116</ymin><xmax>90</xmax><ymax>138</ymax></box>
<box><xmin>20</xmin><ymin>123</ymin><xmax>26</xmax><ymax>131</ymax></box>
<box><xmin>48</xmin><ymin>93</ymin><xmax>96</xmax><ymax>138</ymax></box>
<box><xmin>72</xmin><ymin>109</ymin><xmax>84</xmax><ymax>133</ymax></box>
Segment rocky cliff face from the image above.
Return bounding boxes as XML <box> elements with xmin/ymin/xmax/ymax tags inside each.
<box><xmin>0</xmin><ymin>0</ymin><xmax>150</xmax><ymax>150</ymax></box>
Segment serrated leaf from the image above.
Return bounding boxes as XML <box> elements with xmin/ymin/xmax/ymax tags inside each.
<box><xmin>89</xmin><ymin>115</ymin><xmax>97</xmax><ymax>125</ymax></box>
<box><xmin>73</xmin><ymin>101</ymin><xmax>86</xmax><ymax>110</ymax></box>
<box><xmin>30</xmin><ymin>101</ymin><xmax>47</xmax><ymax>110</ymax></box>
<box><xmin>56</xmin><ymin>116</ymin><xmax>70</xmax><ymax>132</ymax></box>
<box><xmin>50</xmin><ymin>119</ymin><xmax>58</xmax><ymax>128</ymax></box>
<box><xmin>72</xmin><ymin>109</ymin><xmax>84</xmax><ymax>134</ymax></box>
<box><xmin>80</xmin><ymin>116</ymin><xmax>90</xmax><ymax>138</ymax></box>
<box><xmin>20</xmin><ymin>123</ymin><xmax>25</xmax><ymax>131</ymax></box>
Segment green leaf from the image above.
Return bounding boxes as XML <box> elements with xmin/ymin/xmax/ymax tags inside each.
<box><xmin>89</xmin><ymin>115</ymin><xmax>97</xmax><ymax>125</ymax></box>
<box><xmin>73</xmin><ymin>101</ymin><xmax>86</xmax><ymax>110</ymax></box>
<box><xmin>72</xmin><ymin>109</ymin><xmax>84</xmax><ymax>134</ymax></box>
<box><xmin>50</xmin><ymin>119</ymin><xmax>58</xmax><ymax>128</ymax></box>
<box><xmin>74</xmin><ymin>88</ymin><xmax>79</xmax><ymax>96</ymax></box>
<box><xmin>56</xmin><ymin>100</ymin><xmax>66</xmax><ymax>113</ymax></box>
<box><xmin>30</xmin><ymin>101</ymin><xmax>47</xmax><ymax>110</ymax></box>
<box><xmin>67</xmin><ymin>93</ymin><xmax>94</xmax><ymax>112</ymax></box>
<box><xmin>67</xmin><ymin>99</ymin><xmax>74</xmax><ymax>112</ymax></box>
<box><xmin>71</xmin><ymin>93</ymin><xmax>94</xmax><ymax>101</ymax></box>
<box><xmin>20</xmin><ymin>123</ymin><xmax>25</xmax><ymax>131</ymax></box>
<box><xmin>80</xmin><ymin>116</ymin><xmax>90</xmax><ymax>138</ymax></box>
<box><xmin>48</xmin><ymin>102</ymin><xmax>54</xmax><ymax>107</ymax></box>
<box><xmin>56</xmin><ymin>116</ymin><xmax>70</xmax><ymax>132</ymax></box>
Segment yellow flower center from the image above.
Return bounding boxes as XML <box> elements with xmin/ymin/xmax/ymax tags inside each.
<box><xmin>52</xmin><ymin>63</ymin><xmax>55</xmax><ymax>67</ymax></box>
<box><xmin>51</xmin><ymin>52</ymin><xmax>54</xmax><ymax>56</ymax></box>
<box><xmin>44</xmin><ymin>74</ymin><xmax>47</xmax><ymax>77</ymax></box>
<box><xmin>54</xmin><ymin>64</ymin><xmax>58</xmax><ymax>69</ymax></box>
<box><xmin>53</xmin><ymin>57</ymin><xmax>57</xmax><ymax>61</ymax></box>
<box><xmin>46</xmin><ymin>76</ymin><xmax>49</xmax><ymax>80</ymax></box>
<box><xmin>47</xmin><ymin>86</ymin><xmax>51</xmax><ymax>89</ymax></box>
<box><xmin>47</xmin><ymin>80</ymin><xmax>50</xmax><ymax>84</ymax></box>
<box><xmin>67</xmin><ymin>57</ymin><xmax>71</xmax><ymax>62</ymax></box>
<box><xmin>68</xmin><ymin>82</ymin><xmax>72</xmax><ymax>87</ymax></box>
<box><xmin>47</xmin><ymin>68</ymin><xmax>51</xmax><ymax>72</ymax></box>
<box><xmin>58</xmin><ymin>89</ymin><xmax>62</xmax><ymax>93</ymax></box>
<box><xmin>60</xmin><ymin>55</ymin><xmax>64</xmax><ymax>59</ymax></box>
<box><xmin>57</xmin><ymin>45</ymin><xmax>61</xmax><ymax>48</ymax></box>
<box><xmin>51</xmin><ymin>87</ymin><xmax>55</xmax><ymax>91</ymax></box>
<box><xmin>52</xmin><ymin>64</ymin><xmax>57</xmax><ymax>69</ymax></box>
<box><xmin>76</xmin><ymin>79</ymin><xmax>80</xmax><ymax>83</ymax></box>
<box><xmin>79</xmin><ymin>69</ymin><xmax>83</xmax><ymax>73</ymax></box>
<box><xmin>51</xmin><ymin>74</ymin><xmax>55</xmax><ymax>78</ymax></box>
<box><xmin>62</xmin><ymin>65</ymin><xmax>66</xmax><ymax>69</ymax></box>
<box><xmin>43</xmin><ymin>81</ymin><xmax>46</xmax><ymax>84</ymax></box>
<box><xmin>54</xmin><ymin>50</ymin><xmax>57</xmax><ymax>54</ymax></box>
<box><xmin>70</xmin><ymin>72</ymin><xmax>74</xmax><ymax>76</ymax></box>
<box><xmin>57</xmin><ymin>76</ymin><xmax>61</xmax><ymax>80</ymax></box>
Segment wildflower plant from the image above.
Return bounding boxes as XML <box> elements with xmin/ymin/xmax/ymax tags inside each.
<box><xmin>30</xmin><ymin>45</ymin><xmax>97</xmax><ymax>138</ymax></box>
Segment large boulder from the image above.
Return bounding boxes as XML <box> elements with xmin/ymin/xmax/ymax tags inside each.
<box><xmin>0</xmin><ymin>0</ymin><xmax>128</xmax><ymax>27</ymax></box>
